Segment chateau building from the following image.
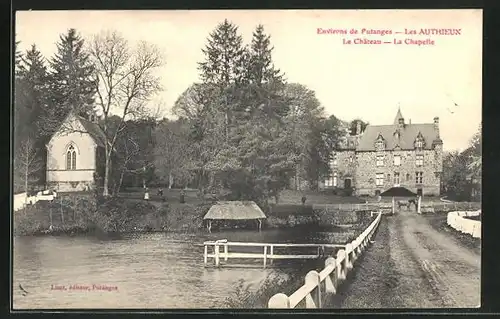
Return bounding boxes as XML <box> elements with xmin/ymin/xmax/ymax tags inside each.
<box><xmin>320</xmin><ymin>108</ymin><xmax>443</xmax><ymax>197</ymax></box>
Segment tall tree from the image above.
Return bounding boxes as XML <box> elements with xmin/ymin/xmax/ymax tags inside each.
<box><xmin>16</xmin><ymin>44</ymin><xmax>49</xmax><ymax>140</ymax></box>
<box><xmin>198</xmin><ymin>19</ymin><xmax>248</xmax><ymax>88</ymax></box>
<box><xmin>247</xmin><ymin>24</ymin><xmax>284</xmax><ymax>86</ymax></box>
<box><xmin>86</xmin><ymin>30</ymin><xmax>164</xmax><ymax>196</ymax></box>
<box><xmin>215</xmin><ymin>25</ymin><xmax>296</xmax><ymax>203</ymax></box>
<box><xmin>15</xmin><ymin>40</ymin><xmax>23</xmax><ymax>76</ymax></box>
<box><xmin>40</xmin><ymin>28</ymin><xmax>96</xmax><ymax>135</ymax></box>
<box><xmin>198</xmin><ymin>19</ymin><xmax>248</xmax><ymax>142</ymax></box>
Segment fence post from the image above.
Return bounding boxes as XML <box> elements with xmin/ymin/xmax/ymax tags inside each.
<box><xmin>336</xmin><ymin>249</ymin><xmax>346</xmax><ymax>281</ymax></box>
<box><xmin>305</xmin><ymin>270</ymin><xmax>321</xmax><ymax>308</ymax></box>
<box><xmin>203</xmin><ymin>245</ymin><xmax>208</xmax><ymax>265</ymax></box>
<box><xmin>268</xmin><ymin>293</ymin><xmax>290</xmax><ymax>308</ymax></box>
<box><xmin>324</xmin><ymin>257</ymin><xmax>336</xmax><ymax>295</ymax></box>
<box><xmin>263</xmin><ymin>245</ymin><xmax>268</xmax><ymax>269</ymax></box>
<box><xmin>224</xmin><ymin>244</ymin><xmax>228</xmax><ymax>261</ymax></box>
<box><xmin>214</xmin><ymin>244</ymin><xmax>220</xmax><ymax>267</ymax></box>
<box><xmin>270</xmin><ymin>245</ymin><xmax>274</xmax><ymax>265</ymax></box>
<box><xmin>345</xmin><ymin>244</ymin><xmax>353</xmax><ymax>271</ymax></box>
<box><xmin>351</xmin><ymin>240</ymin><xmax>358</xmax><ymax>263</ymax></box>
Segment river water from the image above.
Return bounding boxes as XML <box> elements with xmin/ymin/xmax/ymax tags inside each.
<box><xmin>13</xmin><ymin>227</ymin><xmax>355</xmax><ymax>309</ymax></box>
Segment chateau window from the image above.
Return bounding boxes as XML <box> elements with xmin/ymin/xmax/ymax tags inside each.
<box><xmin>387</xmin><ymin>173</ymin><xmax>391</xmax><ymax>181</ymax></box>
<box><xmin>375</xmin><ymin>140</ymin><xmax>385</xmax><ymax>150</ymax></box>
<box><xmin>375</xmin><ymin>173</ymin><xmax>384</xmax><ymax>186</ymax></box>
<box><xmin>332</xmin><ymin>155</ymin><xmax>338</xmax><ymax>166</ymax></box>
<box><xmin>66</xmin><ymin>145</ymin><xmax>76</xmax><ymax>170</ymax></box>
<box><xmin>406</xmin><ymin>173</ymin><xmax>410</xmax><ymax>181</ymax></box>
<box><xmin>333</xmin><ymin>172</ymin><xmax>338</xmax><ymax>187</ymax></box>
<box><xmin>394</xmin><ymin>155</ymin><xmax>401</xmax><ymax>166</ymax></box>
<box><xmin>348</xmin><ymin>156</ymin><xmax>353</xmax><ymax>163</ymax></box>
<box><xmin>415</xmin><ymin>171</ymin><xmax>423</xmax><ymax>184</ymax></box>
<box><xmin>394</xmin><ymin>172</ymin><xmax>400</xmax><ymax>185</ymax></box>
<box><xmin>325</xmin><ymin>175</ymin><xmax>333</xmax><ymax>187</ymax></box>
<box><xmin>376</xmin><ymin>155</ymin><xmax>384</xmax><ymax>167</ymax></box>
<box><xmin>416</xmin><ymin>154</ymin><xmax>424</xmax><ymax>167</ymax></box>
<box><xmin>415</xmin><ymin>140</ymin><xmax>423</xmax><ymax>149</ymax></box>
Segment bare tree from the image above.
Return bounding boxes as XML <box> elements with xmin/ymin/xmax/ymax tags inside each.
<box><xmin>154</xmin><ymin>120</ymin><xmax>193</xmax><ymax>189</ymax></box>
<box><xmin>86</xmin><ymin>31</ymin><xmax>164</xmax><ymax>196</ymax></box>
<box><xmin>114</xmin><ymin>136</ymin><xmax>155</xmax><ymax>193</ymax></box>
<box><xmin>15</xmin><ymin>137</ymin><xmax>44</xmax><ymax>208</ymax></box>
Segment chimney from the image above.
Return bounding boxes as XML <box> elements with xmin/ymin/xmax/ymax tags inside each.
<box><xmin>356</xmin><ymin>121</ymin><xmax>361</xmax><ymax>135</ymax></box>
<box><xmin>398</xmin><ymin>117</ymin><xmax>405</xmax><ymax>129</ymax></box>
<box><xmin>434</xmin><ymin>116</ymin><xmax>439</xmax><ymax>136</ymax></box>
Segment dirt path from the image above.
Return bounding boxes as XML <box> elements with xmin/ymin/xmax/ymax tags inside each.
<box><xmin>328</xmin><ymin>210</ymin><xmax>480</xmax><ymax>308</ymax></box>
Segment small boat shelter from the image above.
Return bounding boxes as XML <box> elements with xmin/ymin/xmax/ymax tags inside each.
<box><xmin>203</xmin><ymin>201</ymin><xmax>267</xmax><ymax>232</ymax></box>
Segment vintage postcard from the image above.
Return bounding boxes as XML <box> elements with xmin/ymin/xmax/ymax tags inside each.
<box><xmin>12</xmin><ymin>9</ymin><xmax>481</xmax><ymax>310</ymax></box>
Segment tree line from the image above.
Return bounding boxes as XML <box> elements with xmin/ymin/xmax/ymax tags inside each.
<box><xmin>14</xmin><ymin>22</ymin><xmax>348</xmax><ymax>204</ymax></box>
<box><xmin>15</xmin><ymin>21</ymin><xmax>479</xmax><ymax>203</ymax></box>
<box><xmin>441</xmin><ymin>124</ymin><xmax>481</xmax><ymax>201</ymax></box>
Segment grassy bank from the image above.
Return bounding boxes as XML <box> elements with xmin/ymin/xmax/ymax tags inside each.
<box><xmin>14</xmin><ymin>188</ymin><xmax>373</xmax><ymax>236</ymax></box>
<box><xmin>13</xmin><ymin>194</ymin><xmax>212</xmax><ymax>236</ymax></box>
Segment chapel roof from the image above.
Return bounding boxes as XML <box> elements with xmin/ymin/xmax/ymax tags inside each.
<box><xmin>50</xmin><ymin>109</ymin><xmax>107</xmax><ymax>148</ymax></box>
<box><xmin>76</xmin><ymin>115</ymin><xmax>107</xmax><ymax>147</ymax></box>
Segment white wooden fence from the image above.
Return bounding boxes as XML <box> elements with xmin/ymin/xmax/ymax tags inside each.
<box><xmin>268</xmin><ymin>211</ymin><xmax>382</xmax><ymax>308</ymax></box>
<box><xmin>202</xmin><ymin>241</ymin><xmax>346</xmax><ymax>268</ymax></box>
<box><xmin>13</xmin><ymin>190</ymin><xmax>57</xmax><ymax>212</ymax></box>
<box><xmin>447</xmin><ymin>210</ymin><xmax>481</xmax><ymax>238</ymax></box>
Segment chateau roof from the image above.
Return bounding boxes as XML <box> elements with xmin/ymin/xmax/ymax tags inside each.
<box><xmin>356</xmin><ymin>109</ymin><xmax>441</xmax><ymax>151</ymax></box>
<box><xmin>393</xmin><ymin>107</ymin><xmax>404</xmax><ymax>125</ymax></box>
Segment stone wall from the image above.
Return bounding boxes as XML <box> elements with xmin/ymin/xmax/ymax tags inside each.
<box><xmin>320</xmin><ymin>150</ymin><xmax>356</xmax><ymax>190</ymax></box>
<box><xmin>355</xmin><ymin>148</ymin><xmax>441</xmax><ymax>196</ymax></box>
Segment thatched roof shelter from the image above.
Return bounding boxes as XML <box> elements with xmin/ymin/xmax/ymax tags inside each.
<box><xmin>204</xmin><ymin>201</ymin><xmax>266</xmax><ymax>221</ymax></box>
<box><xmin>380</xmin><ymin>186</ymin><xmax>417</xmax><ymax>197</ymax></box>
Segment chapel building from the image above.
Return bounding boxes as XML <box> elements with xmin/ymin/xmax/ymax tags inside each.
<box><xmin>45</xmin><ymin>110</ymin><xmax>106</xmax><ymax>192</ymax></box>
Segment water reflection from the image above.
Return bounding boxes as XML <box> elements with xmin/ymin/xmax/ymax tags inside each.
<box><xmin>13</xmin><ymin>227</ymin><xmax>353</xmax><ymax>309</ymax></box>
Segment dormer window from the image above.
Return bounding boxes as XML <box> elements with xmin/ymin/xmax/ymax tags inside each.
<box><xmin>414</xmin><ymin>132</ymin><xmax>426</xmax><ymax>150</ymax></box>
<box><xmin>374</xmin><ymin>134</ymin><xmax>385</xmax><ymax>151</ymax></box>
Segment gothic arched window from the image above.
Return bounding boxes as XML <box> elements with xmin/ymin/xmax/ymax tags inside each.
<box><xmin>66</xmin><ymin>145</ymin><xmax>76</xmax><ymax>170</ymax></box>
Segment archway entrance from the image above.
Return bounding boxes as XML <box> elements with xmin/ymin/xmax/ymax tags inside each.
<box><xmin>344</xmin><ymin>178</ymin><xmax>352</xmax><ymax>189</ymax></box>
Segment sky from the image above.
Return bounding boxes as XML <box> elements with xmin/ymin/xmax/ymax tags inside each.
<box><xmin>15</xmin><ymin>9</ymin><xmax>482</xmax><ymax>151</ymax></box>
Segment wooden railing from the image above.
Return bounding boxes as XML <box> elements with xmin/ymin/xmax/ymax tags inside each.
<box><xmin>311</xmin><ymin>202</ymin><xmax>479</xmax><ymax>213</ymax></box>
<box><xmin>202</xmin><ymin>241</ymin><xmax>346</xmax><ymax>268</ymax></box>
<box><xmin>268</xmin><ymin>211</ymin><xmax>382</xmax><ymax>308</ymax></box>
<box><xmin>312</xmin><ymin>203</ymin><xmax>378</xmax><ymax>211</ymax></box>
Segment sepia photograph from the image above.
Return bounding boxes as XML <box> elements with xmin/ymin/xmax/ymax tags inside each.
<box><xmin>12</xmin><ymin>9</ymin><xmax>481</xmax><ymax>310</ymax></box>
